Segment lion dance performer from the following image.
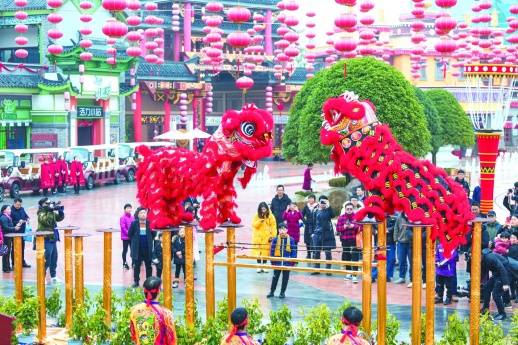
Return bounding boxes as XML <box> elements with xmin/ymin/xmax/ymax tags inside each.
<box><xmin>130</xmin><ymin>277</ymin><xmax>176</xmax><ymax>345</ymax></box>
<box><xmin>326</xmin><ymin>306</ymin><xmax>369</xmax><ymax>345</ymax></box>
<box><xmin>320</xmin><ymin>91</ymin><xmax>472</xmax><ymax>255</ymax></box>
<box><xmin>137</xmin><ymin>104</ymin><xmax>273</xmax><ymax>230</ymax></box>
<box><xmin>221</xmin><ymin>307</ymin><xmax>259</xmax><ymax>345</ymax></box>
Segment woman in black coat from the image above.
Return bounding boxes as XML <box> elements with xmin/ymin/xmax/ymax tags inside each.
<box><xmin>172</xmin><ymin>228</ymin><xmax>186</xmax><ymax>288</ymax></box>
<box><xmin>302</xmin><ymin>195</ymin><xmax>318</xmax><ymax>259</ymax></box>
<box><xmin>128</xmin><ymin>207</ymin><xmax>155</xmax><ymax>288</ymax></box>
<box><xmin>1</xmin><ymin>205</ymin><xmax>21</xmax><ymax>273</ymax></box>
<box><xmin>311</xmin><ymin>197</ymin><xmax>335</xmax><ymax>273</ymax></box>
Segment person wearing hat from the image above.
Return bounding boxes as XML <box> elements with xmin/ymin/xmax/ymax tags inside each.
<box><xmin>221</xmin><ymin>307</ymin><xmax>258</xmax><ymax>345</ymax></box>
<box><xmin>485</xmin><ymin>210</ymin><xmax>502</xmax><ymax>240</ymax></box>
<box><xmin>130</xmin><ymin>276</ymin><xmax>176</xmax><ymax>345</ymax></box>
<box><xmin>326</xmin><ymin>306</ymin><xmax>369</xmax><ymax>345</ymax></box>
<box><xmin>267</xmin><ymin>223</ymin><xmax>297</xmax><ymax>299</ymax></box>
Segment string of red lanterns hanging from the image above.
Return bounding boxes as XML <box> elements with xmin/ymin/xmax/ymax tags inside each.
<box><xmin>14</xmin><ymin>0</ymin><xmax>29</xmax><ymax>59</ymax></box>
<box><xmin>46</xmin><ymin>0</ymin><xmax>64</xmax><ymax>56</ymax></box>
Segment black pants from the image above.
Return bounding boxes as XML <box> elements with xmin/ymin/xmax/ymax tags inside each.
<box><xmin>175</xmin><ymin>263</ymin><xmax>186</xmax><ymax>279</ymax></box>
<box><xmin>409</xmin><ymin>244</ymin><xmax>427</xmax><ymax>283</ymax></box>
<box><xmin>313</xmin><ymin>249</ymin><xmax>332</xmax><ymax>269</ymax></box>
<box><xmin>133</xmin><ymin>249</ymin><xmax>152</xmax><ymax>284</ymax></box>
<box><xmin>436</xmin><ymin>275</ymin><xmax>455</xmax><ymax>299</ymax></box>
<box><xmin>10</xmin><ymin>237</ymin><xmax>26</xmax><ymax>266</ymax></box>
<box><xmin>341</xmin><ymin>239</ymin><xmax>359</xmax><ymax>271</ymax></box>
<box><xmin>73</xmin><ymin>183</ymin><xmax>80</xmax><ymax>194</ymax></box>
<box><xmin>482</xmin><ymin>276</ymin><xmax>505</xmax><ymax>315</ymax></box>
<box><xmin>270</xmin><ymin>269</ymin><xmax>290</xmax><ymax>294</ymax></box>
<box><xmin>2</xmin><ymin>237</ymin><xmax>12</xmax><ymax>271</ymax></box>
<box><xmin>257</xmin><ymin>259</ymin><xmax>267</xmax><ymax>264</ymax></box>
<box><xmin>122</xmin><ymin>240</ymin><xmax>131</xmax><ymax>265</ymax></box>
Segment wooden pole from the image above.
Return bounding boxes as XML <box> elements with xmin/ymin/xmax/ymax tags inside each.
<box><xmin>36</xmin><ymin>235</ymin><xmax>46</xmax><ymax>343</ymax></box>
<box><xmin>470</xmin><ymin>221</ymin><xmax>482</xmax><ymax>345</ymax></box>
<box><xmin>411</xmin><ymin>226</ymin><xmax>422</xmax><ymax>345</ymax></box>
<box><xmin>64</xmin><ymin>229</ymin><xmax>73</xmax><ymax>329</ymax></box>
<box><xmin>377</xmin><ymin>221</ymin><xmax>387</xmax><ymax>345</ymax></box>
<box><xmin>227</xmin><ymin>226</ymin><xmax>237</xmax><ymax>320</ymax></box>
<box><xmin>205</xmin><ymin>231</ymin><xmax>215</xmax><ymax>319</ymax></box>
<box><xmin>424</xmin><ymin>226</ymin><xmax>435</xmax><ymax>345</ymax></box>
<box><xmin>185</xmin><ymin>225</ymin><xmax>195</xmax><ymax>327</ymax></box>
<box><xmin>74</xmin><ymin>236</ymin><xmax>85</xmax><ymax>305</ymax></box>
<box><xmin>361</xmin><ymin>223</ymin><xmax>372</xmax><ymax>334</ymax></box>
<box><xmin>161</xmin><ymin>230</ymin><xmax>173</xmax><ymax>310</ymax></box>
<box><xmin>102</xmin><ymin>231</ymin><xmax>112</xmax><ymax>327</ymax></box>
<box><xmin>6</xmin><ymin>235</ymin><xmax>24</xmax><ymax>302</ymax></box>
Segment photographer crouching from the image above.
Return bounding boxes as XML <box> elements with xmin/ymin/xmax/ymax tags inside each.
<box><xmin>36</xmin><ymin>197</ymin><xmax>64</xmax><ymax>284</ymax></box>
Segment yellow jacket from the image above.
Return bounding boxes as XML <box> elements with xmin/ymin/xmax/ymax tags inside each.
<box><xmin>251</xmin><ymin>213</ymin><xmax>276</xmax><ymax>257</ymax></box>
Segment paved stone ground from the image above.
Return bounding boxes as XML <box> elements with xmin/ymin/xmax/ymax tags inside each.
<box><xmin>0</xmin><ymin>160</ymin><xmax>515</xmax><ymax>341</ymax></box>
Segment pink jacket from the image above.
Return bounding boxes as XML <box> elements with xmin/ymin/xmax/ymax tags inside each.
<box><xmin>283</xmin><ymin>210</ymin><xmax>303</xmax><ymax>243</ymax></box>
<box><xmin>493</xmin><ymin>238</ymin><xmax>510</xmax><ymax>255</ymax></box>
<box><xmin>120</xmin><ymin>213</ymin><xmax>134</xmax><ymax>240</ymax></box>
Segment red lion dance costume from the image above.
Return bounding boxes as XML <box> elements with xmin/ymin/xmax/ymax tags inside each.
<box><xmin>320</xmin><ymin>91</ymin><xmax>473</xmax><ymax>255</ymax></box>
<box><xmin>137</xmin><ymin>104</ymin><xmax>273</xmax><ymax>230</ymax></box>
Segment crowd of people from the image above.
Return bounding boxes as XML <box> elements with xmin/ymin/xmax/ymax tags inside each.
<box><xmin>38</xmin><ymin>155</ymin><xmax>85</xmax><ymax>195</ymax></box>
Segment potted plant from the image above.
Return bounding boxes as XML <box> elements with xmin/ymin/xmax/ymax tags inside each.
<box><xmin>88</xmin><ymin>305</ymin><xmax>110</xmax><ymax>345</ymax></box>
<box><xmin>46</xmin><ymin>287</ymin><xmax>62</xmax><ymax>326</ymax></box>
<box><xmin>68</xmin><ymin>304</ymin><xmax>90</xmax><ymax>345</ymax></box>
<box><xmin>16</xmin><ymin>297</ymin><xmax>39</xmax><ymax>345</ymax></box>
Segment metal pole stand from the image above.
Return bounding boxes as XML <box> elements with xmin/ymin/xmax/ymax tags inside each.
<box><xmin>57</xmin><ymin>225</ymin><xmax>80</xmax><ymax>329</ymax></box>
<box><xmin>470</xmin><ymin>219</ymin><xmax>486</xmax><ymax>345</ymax></box>
<box><xmin>33</xmin><ymin>231</ymin><xmax>54</xmax><ymax>344</ymax></box>
<box><xmin>95</xmin><ymin>228</ymin><xmax>119</xmax><ymax>328</ymax></box>
<box><xmin>4</xmin><ymin>233</ymin><xmax>27</xmax><ymax>302</ymax></box>
<box><xmin>157</xmin><ymin>228</ymin><xmax>178</xmax><ymax>310</ymax></box>
<box><xmin>219</xmin><ymin>222</ymin><xmax>244</xmax><ymax>321</ymax></box>
<box><xmin>202</xmin><ymin>228</ymin><xmax>223</xmax><ymax>320</ymax></box>
<box><xmin>66</xmin><ymin>233</ymin><xmax>91</xmax><ymax>306</ymax></box>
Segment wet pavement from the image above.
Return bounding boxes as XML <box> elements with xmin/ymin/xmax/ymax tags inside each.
<box><xmin>0</xmin><ymin>160</ymin><xmax>515</xmax><ymax>339</ymax></box>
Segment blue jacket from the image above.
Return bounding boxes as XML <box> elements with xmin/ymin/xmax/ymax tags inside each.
<box><xmin>269</xmin><ymin>236</ymin><xmax>297</xmax><ymax>266</ymax></box>
<box><xmin>435</xmin><ymin>244</ymin><xmax>457</xmax><ymax>277</ymax></box>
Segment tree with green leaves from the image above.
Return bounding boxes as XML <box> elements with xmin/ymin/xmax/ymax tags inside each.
<box><xmin>425</xmin><ymin>89</ymin><xmax>475</xmax><ymax>162</ymax></box>
<box><xmin>414</xmin><ymin>87</ymin><xmax>443</xmax><ymax>164</ymax></box>
<box><xmin>282</xmin><ymin>58</ymin><xmax>431</xmax><ymax>164</ymax></box>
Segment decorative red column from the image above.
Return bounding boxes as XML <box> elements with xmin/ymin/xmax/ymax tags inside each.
<box><xmin>476</xmin><ymin>131</ymin><xmax>501</xmax><ymax>214</ymax></box>
<box><xmin>134</xmin><ymin>89</ymin><xmax>143</xmax><ymax>142</ymax></box>
<box><xmin>265</xmin><ymin>9</ymin><xmax>273</xmax><ymax>55</ymax></box>
<box><xmin>163</xmin><ymin>90</ymin><xmax>171</xmax><ymax>132</ymax></box>
<box><xmin>183</xmin><ymin>2</ymin><xmax>192</xmax><ymax>55</ymax></box>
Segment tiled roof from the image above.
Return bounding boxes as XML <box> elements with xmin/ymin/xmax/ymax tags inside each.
<box><xmin>0</xmin><ymin>0</ymin><xmax>47</xmax><ymax>10</ymax></box>
<box><xmin>285</xmin><ymin>63</ymin><xmax>325</xmax><ymax>84</ymax></box>
<box><xmin>0</xmin><ymin>74</ymin><xmax>39</xmax><ymax>88</ymax></box>
<box><xmin>136</xmin><ymin>62</ymin><xmax>197</xmax><ymax>82</ymax></box>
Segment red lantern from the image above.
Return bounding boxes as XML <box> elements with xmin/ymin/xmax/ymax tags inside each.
<box><xmin>15</xmin><ymin>49</ymin><xmax>28</xmax><ymax>59</ymax></box>
<box><xmin>284</xmin><ymin>0</ymin><xmax>299</xmax><ymax>11</ymax></box>
<box><xmin>510</xmin><ymin>5</ymin><xmax>518</xmax><ymax>15</ymax></box>
<box><xmin>334</xmin><ymin>38</ymin><xmax>357</xmax><ymax>52</ymax></box>
<box><xmin>80</xmin><ymin>1</ymin><xmax>93</xmax><ymax>10</ymax></box>
<box><xmin>335</xmin><ymin>13</ymin><xmax>357</xmax><ymax>30</ymax></box>
<box><xmin>236</xmin><ymin>76</ymin><xmax>254</xmax><ymax>91</ymax></box>
<box><xmin>360</xmin><ymin>15</ymin><xmax>374</xmax><ymax>26</ymax></box>
<box><xmin>80</xmin><ymin>52</ymin><xmax>93</xmax><ymax>61</ymax></box>
<box><xmin>411</xmin><ymin>21</ymin><xmax>425</xmax><ymax>32</ymax></box>
<box><xmin>360</xmin><ymin>0</ymin><xmax>374</xmax><ymax>12</ymax></box>
<box><xmin>127</xmin><ymin>15</ymin><xmax>141</xmax><ymax>26</ymax></box>
<box><xmin>80</xmin><ymin>27</ymin><xmax>93</xmax><ymax>36</ymax></box>
<box><xmin>284</xmin><ymin>31</ymin><xmax>299</xmax><ymax>43</ymax></box>
<box><xmin>435</xmin><ymin>0</ymin><xmax>456</xmax><ymax>8</ymax></box>
<box><xmin>411</xmin><ymin>8</ymin><xmax>425</xmax><ymax>18</ymax></box>
<box><xmin>80</xmin><ymin>14</ymin><xmax>93</xmax><ymax>23</ymax></box>
<box><xmin>15</xmin><ymin>11</ymin><xmax>28</xmax><ymax>20</ymax></box>
<box><xmin>145</xmin><ymin>54</ymin><xmax>158</xmax><ymax>63</ymax></box>
<box><xmin>102</xmin><ymin>19</ymin><xmax>128</xmax><ymax>38</ymax></box>
<box><xmin>335</xmin><ymin>0</ymin><xmax>356</xmax><ymax>6</ymax></box>
<box><xmin>48</xmin><ymin>44</ymin><xmax>63</xmax><ymax>55</ymax></box>
<box><xmin>80</xmin><ymin>39</ymin><xmax>93</xmax><ymax>48</ymax></box>
<box><xmin>435</xmin><ymin>39</ymin><xmax>457</xmax><ymax>54</ymax></box>
<box><xmin>285</xmin><ymin>45</ymin><xmax>299</xmax><ymax>57</ymax></box>
<box><xmin>479</xmin><ymin>1</ymin><xmax>492</xmax><ymax>11</ymax></box>
<box><xmin>15</xmin><ymin>24</ymin><xmax>28</xmax><ymax>33</ymax></box>
<box><xmin>284</xmin><ymin>16</ymin><xmax>299</xmax><ymax>27</ymax></box>
<box><xmin>227</xmin><ymin>32</ymin><xmax>251</xmax><ymax>48</ymax></box>
<box><xmin>48</xmin><ymin>29</ymin><xmax>63</xmax><ymax>40</ymax></box>
<box><xmin>15</xmin><ymin>37</ymin><xmax>28</xmax><ymax>46</ymax></box>
<box><xmin>102</xmin><ymin>0</ymin><xmax>126</xmax><ymax>11</ymax></box>
<box><xmin>46</xmin><ymin>0</ymin><xmax>63</xmax><ymax>8</ymax></box>
<box><xmin>206</xmin><ymin>2</ymin><xmax>224</xmax><ymax>12</ymax></box>
<box><xmin>15</xmin><ymin>0</ymin><xmax>27</xmax><ymax>6</ymax></box>
<box><xmin>227</xmin><ymin>7</ymin><xmax>251</xmax><ymax>24</ymax></box>
<box><xmin>47</xmin><ymin>13</ymin><xmax>63</xmax><ymax>24</ymax></box>
<box><xmin>435</xmin><ymin>16</ymin><xmax>457</xmax><ymax>35</ymax></box>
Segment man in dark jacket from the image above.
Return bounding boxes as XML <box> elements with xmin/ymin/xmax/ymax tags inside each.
<box><xmin>454</xmin><ymin>169</ymin><xmax>470</xmax><ymax>198</ymax></box>
<box><xmin>267</xmin><ymin>223</ymin><xmax>297</xmax><ymax>298</ymax></box>
<box><xmin>372</xmin><ymin>215</ymin><xmax>397</xmax><ymax>282</ymax></box>
<box><xmin>1</xmin><ymin>205</ymin><xmax>21</xmax><ymax>273</ymax></box>
<box><xmin>270</xmin><ymin>185</ymin><xmax>291</xmax><ymax>230</ymax></box>
<box><xmin>37</xmin><ymin>198</ymin><xmax>65</xmax><ymax>284</ymax></box>
<box><xmin>393</xmin><ymin>213</ymin><xmax>412</xmax><ymax>284</ymax></box>
<box><xmin>128</xmin><ymin>207</ymin><xmax>155</xmax><ymax>288</ymax></box>
<box><xmin>302</xmin><ymin>194</ymin><xmax>318</xmax><ymax>259</ymax></box>
<box><xmin>311</xmin><ymin>196</ymin><xmax>335</xmax><ymax>275</ymax></box>
<box><xmin>481</xmin><ymin>248</ymin><xmax>510</xmax><ymax>320</ymax></box>
<box><xmin>11</xmin><ymin>198</ymin><xmax>30</xmax><ymax>268</ymax></box>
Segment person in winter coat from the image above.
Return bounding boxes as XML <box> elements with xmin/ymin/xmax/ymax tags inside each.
<box><xmin>251</xmin><ymin>202</ymin><xmax>276</xmax><ymax>273</ymax></box>
<box><xmin>311</xmin><ymin>196</ymin><xmax>335</xmax><ymax>274</ymax></box>
<box><xmin>302</xmin><ymin>163</ymin><xmax>315</xmax><ymax>191</ymax></box>
<box><xmin>40</xmin><ymin>157</ymin><xmax>54</xmax><ymax>196</ymax></box>
<box><xmin>266</xmin><ymin>223</ymin><xmax>297</xmax><ymax>299</ymax></box>
<box><xmin>129</xmin><ymin>207</ymin><xmax>155</xmax><ymax>288</ymax></box>
<box><xmin>37</xmin><ymin>198</ymin><xmax>64</xmax><ymax>284</ymax></box>
<box><xmin>51</xmin><ymin>157</ymin><xmax>61</xmax><ymax>194</ymax></box>
<box><xmin>485</xmin><ymin>210</ymin><xmax>502</xmax><ymax>240</ymax></box>
<box><xmin>153</xmin><ymin>232</ymin><xmax>163</xmax><ymax>278</ymax></box>
<box><xmin>435</xmin><ymin>243</ymin><xmax>458</xmax><ymax>305</ymax></box>
<box><xmin>120</xmin><ymin>203</ymin><xmax>134</xmax><ymax>270</ymax></box>
<box><xmin>481</xmin><ymin>248</ymin><xmax>511</xmax><ymax>321</ymax></box>
<box><xmin>283</xmin><ymin>203</ymin><xmax>303</xmax><ymax>244</ymax></box>
<box><xmin>69</xmin><ymin>156</ymin><xmax>85</xmax><ymax>194</ymax></box>
<box><xmin>493</xmin><ymin>231</ymin><xmax>511</xmax><ymax>255</ymax></box>
<box><xmin>10</xmin><ymin>198</ymin><xmax>30</xmax><ymax>268</ymax></box>
<box><xmin>454</xmin><ymin>169</ymin><xmax>470</xmax><ymax>198</ymax></box>
<box><xmin>393</xmin><ymin>213</ymin><xmax>413</xmax><ymax>284</ymax></box>
<box><xmin>270</xmin><ymin>185</ymin><xmax>291</xmax><ymax>230</ymax></box>
<box><xmin>372</xmin><ymin>215</ymin><xmax>397</xmax><ymax>283</ymax></box>
<box><xmin>56</xmin><ymin>155</ymin><xmax>68</xmax><ymax>193</ymax></box>
<box><xmin>172</xmin><ymin>228</ymin><xmax>186</xmax><ymax>288</ymax></box>
<box><xmin>336</xmin><ymin>202</ymin><xmax>361</xmax><ymax>283</ymax></box>
<box><xmin>1</xmin><ymin>205</ymin><xmax>21</xmax><ymax>273</ymax></box>
<box><xmin>302</xmin><ymin>195</ymin><xmax>318</xmax><ymax>259</ymax></box>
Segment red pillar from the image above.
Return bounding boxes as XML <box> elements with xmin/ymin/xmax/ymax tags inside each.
<box><xmin>163</xmin><ymin>90</ymin><xmax>171</xmax><ymax>132</ymax></box>
<box><xmin>134</xmin><ymin>89</ymin><xmax>143</xmax><ymax>142</ymax></box>
<box><xmin>476</xmin><ymin>131</ymin><xmax>501</xmax><ymax>214</ymax></box>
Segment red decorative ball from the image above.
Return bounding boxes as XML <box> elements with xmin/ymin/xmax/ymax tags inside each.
<box><xmin>15</xmin><ymin>49</ymin><xmax>28</xmax><ymax>59</ymax></box>
<box><xmin>227</xmin><ymin>7</ymin><xmax>251</xmax><ymax>23</ymax></box>
<box><xmin>47</xmin><ymin>0</ymin><xmax>63</xmax><ymax>8</ymax></box>
<box><xmin>80</xmin><ymin>52</ymin><xmax>93</xmax><ymax>61</ymax></box>
<box><xmin>47</xmin><ymin>44</ymin><xmax>63</xmax><ymax>55</ymax></box>
<box><xmin>435</xmin><ymin>16</ymin><xmax>457</xmax><ymax>35</ymax></box>
<box><xmin>47</xmin><ymin>29</ymin><xmax>63</xmax><ymax>40</ymax></box>
<box><xmin>102</xmin><ymin>0</ymin><xmax>126</xmax><ymax>11</ymax></box>
<box><xmin>102</xmin><ymin>19</ymin><xmax>128</xmax><ymax>38</ymax></box>
<box><xmin>205</xmin><ymin>1</ymin><xmax>224</xmax><ymax>12</ymax></box>
<box><xmin>435</xmin><ymin>39</ymin><xmax>457</xmax><ymax>54</ymax></box>
<box><xmin>335</xmin><ymin>13</ymin><xmax>357</xmax><ymax>30</ymax></box>
<box><xmin>127</xmin><ymin>15</ymin><xmax>141</xmax><ymax>26</ymax></box>
<box><xmin>15</xmin><ymin>11</ymin><xmax>28</xmax><ymax>20</ymax></box>
<box><xmin>435</xmin><ymin>0</ymin><xmax>457</xmax><ymax>9</ymax></box>
<box><xmin>236</xmin><ymin>76</ymin><xmax>254</xmax><ymax>90</ymax></box>
<box><xmin>334</xmin><ymin>38</ymin><xmax>357</xmax><ymax>52</ymax></box>
<box><xmin>15</xmin><ymin>36</ymin><xmax>28</xmax><ymax>46</ymax></box>
<box><xmin>226</xmin><ymin>31</ymin><xmax>251</xmax><ymax>48</ymax></box>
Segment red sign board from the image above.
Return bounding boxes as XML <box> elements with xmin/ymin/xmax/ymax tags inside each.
<box><xmin>31</xmin><ymin>133</ymin><xmax>58</xmax><ymax>148</ymax></box>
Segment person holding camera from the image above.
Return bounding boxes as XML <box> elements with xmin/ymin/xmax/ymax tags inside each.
<box><xmin>37</xmin><ymin>197</ymin><xmax>65</xmax><ymax>284</ymax></box>
<box><xmin>503</xmin><ymin>182</ymin><xmax>518</xmax><ymax>216</ymax></box>
<box><xmin>1</xmin><ymin>205</ymin><xmax>22</xmax><ymax>273</ymax></box>
<box><xmin>11</xmin><ymin>198</ymin><xmax>30</xmax><ymax>268</ymax></box>
<box><xmin>311</xmin><ymin>196</ymin><xmax>335</xmax><ymax>275</ymax></box>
